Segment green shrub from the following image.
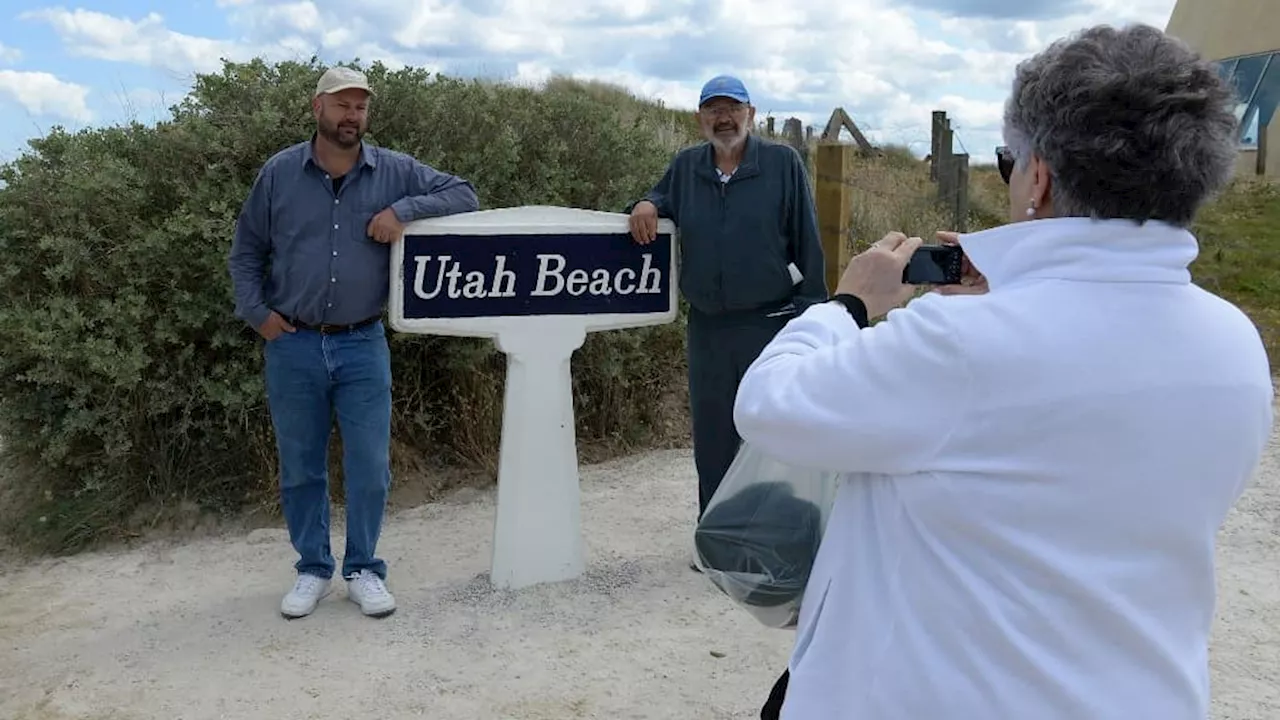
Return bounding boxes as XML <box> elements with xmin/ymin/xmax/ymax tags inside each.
<box><xmin>0</xmin><ymin>57</ymin><xmax>700</xmax><ymax>553</ymax></box>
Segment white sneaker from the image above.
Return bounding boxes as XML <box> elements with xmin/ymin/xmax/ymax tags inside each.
<box><xmin>281</xmin><ymin>574</ymin><xmax>331</xmax><ymax>619</ymax></box>
<box><xmin>346</xmin><ymin>569</ymin><xmax>396</xmax><ymax>618</ymax></box>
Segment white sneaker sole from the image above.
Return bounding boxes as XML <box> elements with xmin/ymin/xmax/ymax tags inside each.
<box><xmin>280</xmin><ymin>586</ymin><xmax>332</xmax><ymax>619</ymax></box>
<box><xmin>347</xmin><ymin>593</ymin><xmax>396</xmax><ymax>618</ymax></box>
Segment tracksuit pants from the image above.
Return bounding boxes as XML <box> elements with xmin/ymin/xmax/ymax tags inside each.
<box><xmin>686</xmin><ymin>305</ymin><xmax>793</xmax><ymax>517</ymax></box>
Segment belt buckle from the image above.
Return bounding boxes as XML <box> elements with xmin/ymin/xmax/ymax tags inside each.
<box><xmin>318</xmin><ymin>316</ymin><xmax>374</xmax><ymax>335</ymax></box>
<box><xmin>320</xmin><ymin>320</ymin><xmax>360</xmax><ymax>334</ymax></box>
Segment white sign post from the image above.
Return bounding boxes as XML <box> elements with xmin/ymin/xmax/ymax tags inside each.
<box><xmin>388</xmin><ymin>206</ymin><xmax>678</xmax><ymax>590</ymax></box>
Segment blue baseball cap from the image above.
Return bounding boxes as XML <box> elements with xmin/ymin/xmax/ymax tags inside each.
<box><xmin>699</xmin><ymin>75</ymin><xmax>750</xmax><ymax>106</ymax></box>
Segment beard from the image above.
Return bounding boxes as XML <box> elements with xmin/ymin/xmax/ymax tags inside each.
<box><xmin>319</xmin><ymin>117</ymin><xmax>365</xmax><ymax>149</ymax></box>
<box><xmin>709</xmin><ymin>122</ymin><xmax>747</xmax><ymax>153</ymax></box>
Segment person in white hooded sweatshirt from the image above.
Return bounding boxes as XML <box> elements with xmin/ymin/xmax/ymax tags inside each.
<box><xmin>733</xmin><ymin>23</ymin><xmax>1275</xmax><ymax>720</ymax></box>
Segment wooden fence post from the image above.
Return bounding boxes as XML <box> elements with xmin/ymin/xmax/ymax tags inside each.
<box><xmin>930</xmin><ymin>111</ymin><xmax>947</xmax><ymax>181</ymax></box>
<box><xmin>816</xmin><ymin>143</ymin><xmax>854</xmax><ymax>292</ymax></box>
<box><xmin>936</xmin><ymin>120</ymin><xmax>955</xmax><ymax>205</ymax></box>
<box><xmin>953</xmin><ymin>153</ymin><xmax>970</xmax><ymax>231</ymax></box>
<box><xmin>1258</xmin><ymin>120</ymin><xmax>1269</xmax><ymax>176</ymax></box>
<box><xmin>783</xmin><ymin>117</ymin><xmax>804</xmax><ymax>151</ymax></box>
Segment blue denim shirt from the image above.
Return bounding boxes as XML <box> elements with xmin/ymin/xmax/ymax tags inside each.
<box><xmin>228</xmin><ymin>139</ymin><xmax>479</xmax><ymax>329</ymax></box>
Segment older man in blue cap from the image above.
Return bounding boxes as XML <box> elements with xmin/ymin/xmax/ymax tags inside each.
<box><xmin>626</xmin><ymin>74</ymin><xmax>827</xmax><ymax>554</ymax></box>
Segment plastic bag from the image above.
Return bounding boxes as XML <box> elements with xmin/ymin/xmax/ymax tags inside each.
<box><xmin>693</xmin><ymin>441</ymin><xmax>841</xmax><ymax>629</ymax></box>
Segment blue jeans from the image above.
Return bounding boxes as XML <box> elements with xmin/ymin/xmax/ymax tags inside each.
<box><xmin>263</xmin><ymin>321</ymin><xmax>393</xmax><ymax>580</ymax></box>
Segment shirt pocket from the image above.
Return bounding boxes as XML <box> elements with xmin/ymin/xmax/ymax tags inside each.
<box><xmin>357</xmin><ymin>197</ymin><xmax>388</xmax><ymax>218</ymax></box>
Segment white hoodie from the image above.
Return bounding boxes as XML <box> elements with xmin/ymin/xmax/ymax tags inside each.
<box><xmin>733</xmin><ymin>217</ymin><xmax>1274</xmax><ymax>719</ymax></box>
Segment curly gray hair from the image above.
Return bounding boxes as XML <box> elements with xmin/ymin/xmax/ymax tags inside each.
<box><xmin>1003</xmin><ymin>23</ymin><xmax>1240</xmax><ymax>227</ymax></box>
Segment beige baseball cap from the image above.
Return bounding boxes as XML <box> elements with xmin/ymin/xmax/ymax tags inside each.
<box><xmin>314</xmin><ymin>66</ymin><xmax>373</xmax><ymax>97</ymax></box>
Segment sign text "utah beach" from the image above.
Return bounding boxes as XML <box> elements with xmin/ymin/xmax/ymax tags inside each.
<box><xmin>398</xmin><ymin>232</ymin><xmax>672</xmax><ymax>319</ymax></box>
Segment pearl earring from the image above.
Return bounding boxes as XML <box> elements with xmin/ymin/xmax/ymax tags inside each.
<box><xmin>1026</xmin><ymin>199</ymin><xmax>1037</xmax><ymax>217</ymax></box>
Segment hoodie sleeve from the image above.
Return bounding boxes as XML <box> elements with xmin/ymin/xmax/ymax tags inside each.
<box><xmin>624</xmin><ymin>153</ymin><xmax>680</xmax><ymax>222</ymax></box>
<box><xmin>733</xmin><ymin>293</ymin><xmax>971</xmax><ymax>475</ymax></box>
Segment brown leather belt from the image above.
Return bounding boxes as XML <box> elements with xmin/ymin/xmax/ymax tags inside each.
<box><xmin>288</xmin><ymin>315</ymin><xmax>380</xmax><ymax>335</ymax></box>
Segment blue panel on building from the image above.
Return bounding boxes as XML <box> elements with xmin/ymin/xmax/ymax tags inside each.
<box><xmin>1219</xmin><ymin>51</ymin><xmax>1280</xmax><ymax>145</ymax></box>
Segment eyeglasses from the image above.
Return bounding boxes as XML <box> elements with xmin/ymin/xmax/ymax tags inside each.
<box><xmin>996</xmin><ymin>146</ymin><xmax>1014</xmax><ymax>184</ymax></box>
<box><xmin>700</xmin><ymin>103</ymin><xmax>748</xmax><ymax>118</ymax></box>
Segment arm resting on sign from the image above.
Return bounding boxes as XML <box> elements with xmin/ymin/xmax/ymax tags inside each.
<box><xmin>733</xmin><ymin>295</ymin><xmax>972</xmax><ymax>475</ymax></box>
<box><xmin>390</xmin><ymin>158</ymin><xmax>480</xmax><ymax>222</ymax></box>
<box><xmin>786</xmin><ymin>147</ymin><xmax>828</xmax><ymax>310</ymax></box>
<box><xmin>227</xmin><ymin>164</ymin><xmax>275</xmax><ymax>331</ymax></box>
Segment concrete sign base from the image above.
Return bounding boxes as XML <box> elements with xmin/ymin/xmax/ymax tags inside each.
<box><xmin>389</xmin><ymin>206</ymin><xmax>678</xmax><ymax>590</ymax></box>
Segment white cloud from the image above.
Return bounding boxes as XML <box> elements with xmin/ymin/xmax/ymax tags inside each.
<box><xmin>0</xmin><ymin>43</ymin><xmax>21</xmax><ymax>65</ymax></box>
<box><xmin>13</xmin><ymin>0</ymin><xmax>1183</xmax><ymax>159</ymax></box>
<box><xmin>0</xmin><ymin>70</ymin><xmax>92</xmax><ymax>122</ymax></box>
<box><xmin>20</xmin><ymin>8</ymin><xmax>246</xmax><ymax>75</ymax></box>
<box><xmin>939</xmin><ymin>0</ymin><xmax>1176</xmax><ymax>55</ymax></box>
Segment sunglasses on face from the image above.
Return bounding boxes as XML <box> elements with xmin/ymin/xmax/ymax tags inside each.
<box><xmin>996</xmin><ymin>146</ymin><xmax>1014</xmax><ymax>184</ymax></box>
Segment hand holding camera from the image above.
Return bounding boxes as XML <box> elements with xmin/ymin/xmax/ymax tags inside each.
<box><xmin>835</xmin><ymin>232</ymin><xmax>923</xmax><ymax>320</ymax></box>
<box><xmin>837</xmin><ymin>230</ymin><xmax>987</xmax><ymax>320</ymax></box>
<box><xmin>930</xmin><ymin>231</ymin><xmax>988</xmax><ymax>296</ymax></box>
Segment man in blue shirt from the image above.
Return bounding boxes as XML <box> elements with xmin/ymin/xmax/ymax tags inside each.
<box><xmin>228</xmin><ymin>66</ymin><xmax>479</xmax><ymax>619</ymax></box>
<box><xmin>626</xmin><ymin>75</ymin><xmax>827</xmax><ymax>565</ymax></box>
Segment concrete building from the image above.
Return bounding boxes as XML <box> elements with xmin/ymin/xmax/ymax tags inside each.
<box><xmin>1166</xmin><ymin>0</ymin><xmax>1280</xmax><ymax>177</ymax></box>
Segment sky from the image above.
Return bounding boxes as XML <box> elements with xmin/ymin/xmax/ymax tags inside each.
<box><xmin>0</xmin><ymin>0</ymin><xmax>1180</xmax><ymax>165</ymax></box>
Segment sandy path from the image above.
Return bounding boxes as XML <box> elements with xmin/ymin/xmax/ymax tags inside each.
<box><xmin>1</xmin><ymin>437</ymin><xmax>1277</xmax><ymax>719</ymax></box>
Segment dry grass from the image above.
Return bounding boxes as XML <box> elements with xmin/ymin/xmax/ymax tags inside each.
<box><xmin>796</xmin><ymin>141</ymin><xmax>996</xmax><ymax>254</ymax></box>
<box><xmin>841</xmin><ymin>147</ymin><xmax>959</xmax><ymax>246</ymax></box>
